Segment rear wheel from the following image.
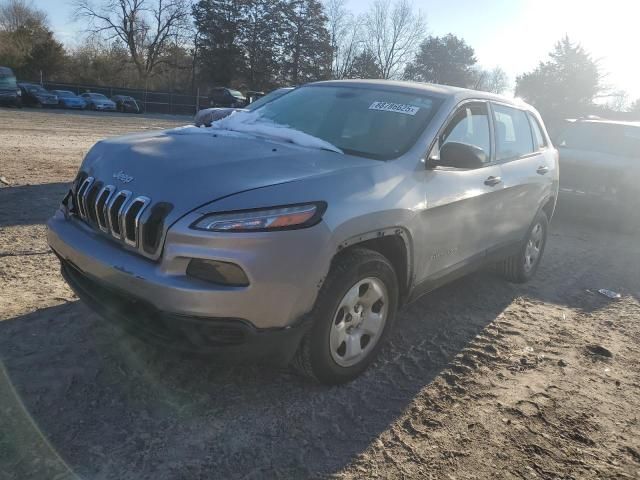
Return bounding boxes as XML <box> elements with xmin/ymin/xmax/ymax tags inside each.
<box><xmin>292</xmin><ymin>248</ymin><xmax>398</xmax><ymax>384</ymax></box>
<box><xmin>499</xmin><ymin>210</ymin><xmax>548</xmax><ymax>283</ymax></box>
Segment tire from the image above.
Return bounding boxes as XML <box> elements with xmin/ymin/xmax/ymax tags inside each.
<box><xmin>499</xmin><ymin>210</ymin><xmax>548</xmax><ymax>283</ymax></box>
<box><xmin>291</xmin><ymin>248</ymin><xmax>399</xmax><ymax>384</ymax></box>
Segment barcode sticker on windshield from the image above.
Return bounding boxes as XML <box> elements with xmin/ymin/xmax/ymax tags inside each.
<box><xmin>369</xmin><ymin>101</ymin><xmax>420</xmax><ymax>115</ymax></box>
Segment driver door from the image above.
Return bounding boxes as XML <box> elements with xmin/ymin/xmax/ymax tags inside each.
<box><xmin>418</xmin><ymin>101</ymin><xmax>504</xmax><ymax>281</ymax></box>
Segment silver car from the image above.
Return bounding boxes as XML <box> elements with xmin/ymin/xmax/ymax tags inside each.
<box><xmin>47</xmin><ymin>80</ymin><xmax>558</xmax><ymax>384</ymax></box>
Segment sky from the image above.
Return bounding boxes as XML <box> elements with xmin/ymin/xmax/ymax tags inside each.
<box><xmin>33</xmin><ymin>0</ymin><xmax>640</xmax><ymax>101</ymax></box>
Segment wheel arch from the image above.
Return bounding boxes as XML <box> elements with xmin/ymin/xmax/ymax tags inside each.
<box><xmin>332</xmin><ymin>227</ymin><xmax>413</xmax><ymax>304</ymax></box>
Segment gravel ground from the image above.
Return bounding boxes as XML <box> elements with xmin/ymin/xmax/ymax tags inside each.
<box><xmin>0</xmin><ymin>108</ymin><xmax>639</xmax><ymax>480</ymax></box>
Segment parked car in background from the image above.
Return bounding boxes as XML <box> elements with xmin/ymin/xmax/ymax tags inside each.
<box><xmin>81</xmin><ymin>92</ymin><xmax>117</xmax><ymax>111</ymax></box>
<box><xmin>112</xmin><ymin>95</ymin><xmax>144</xmax><ymax>114</ymax></box>
<box><xmin>0</xmin><ymin>66</ymin><xmax>21</xmax><ymax>107</ymax></box>
<box><xmin>556</xmin><ymin>118</ymin><xmax>640</xmax><ymax>226</ymax></box>
<box><xmin>51</xmin><ymin>90</ymin><xmax>87</xmax><ymax>110</ymax></box>
<box><xmin>18</xmin><ymin>83</ymin><xmax>58</xmax><ymax>107</ymax></box>
<box><xmin>209</xmin><ymin>87</ymin><xmax>247</xmax><ymax>108</ymax></box>
<box><xmin>246</xmin><ymin>90</ymin><xmax>265</xmax><ymax>104</ymax></box>
<box><xmin>48</xmin><ymin>80</ymin><xmax>558</xmax><ymax>384</ymax></box>
<box><xmin>195</xmin><ymin>87</ymin><xmax>294</xmax><ymax>127</ymax></box>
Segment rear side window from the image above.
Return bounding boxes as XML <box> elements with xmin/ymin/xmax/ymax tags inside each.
<box><xmin>492</xmin><ymin>104</ymin><xmax>534</xmax><ymax>161</ymax></box>
<box><xmin>528</xmin><ymin>114</ymin><xmax>547</xmax><ymax>149</ymax></box>
<box><xmin>438</xmin><ymin>102</ymin><xmax>492</xmax><ymax>162</ymax></box>
<box><xmin>557</xmin><ymin>122</ymin><xmax>639</xmax><ymax>157</ymax></box>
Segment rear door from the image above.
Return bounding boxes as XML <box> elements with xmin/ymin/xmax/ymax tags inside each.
<box><xmin>490</xmin><ymin>103</ymin><xmax>555</xmax><ymax>246</ymax></box>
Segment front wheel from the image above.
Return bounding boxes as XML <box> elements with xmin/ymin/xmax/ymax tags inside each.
<box><xmin>499</xmin><ymin>210</ymin><xmax>548</xmax><ymax>283</ymax></box>
<box><xmin>292</xmin><ymin>248</ymin><xmax>398</xmax><ymax>384</ymax></box>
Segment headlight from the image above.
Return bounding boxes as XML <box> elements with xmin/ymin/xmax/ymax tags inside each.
<box><xmin>191</xmin><ymin>202</ymin><xmax>326</xmax><ymax>232</ymax></box>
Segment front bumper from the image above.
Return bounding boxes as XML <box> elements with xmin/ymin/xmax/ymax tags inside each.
<box><xmin>0</xmin><ymin>92</ymin><xmax>20</xmax><ymax>106</ymax></box>
<box><xmin>47</xmin><ymin>205</ymin><xmax>332</xmax><ymax>352</ymax></box>
<box><xmin>95</xmin><ymin>104</ymin><xmax>116</xmax><ymax>111</ymax></box>
<box><xmin>58</xmin><ymin>256</ymin><xmax>310</xmax><ymax>364</ymax></box>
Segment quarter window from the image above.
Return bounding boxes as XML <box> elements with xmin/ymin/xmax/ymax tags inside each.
<box><xmin>438</xmin><ymin>102</ymin><xmax>491</xmax><ymax>163</ymax></box>
<box><xmin>528</xmin><ymin>113</ymin><xmax>547</xmax><ymax>150</ymax></box>
<box><xmin>493</xmin><ymin>104</ymin><xmax>534</xmax><ymax>161</ymax></box>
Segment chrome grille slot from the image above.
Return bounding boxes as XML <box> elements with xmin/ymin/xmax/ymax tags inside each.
<box><xmin>123</xmin><ymin>196</ymin><xmax>150</xmax><ymax>247</ymax></box>
<box><xmin>95</xmin><ymin>185</ymin><xmax>115</xmax><ymax>232</ymax></box>
<box><xmin>107</xmin><ymin>190</ymin><xmax>131</xmax><ymax>239</ymax></box>
<box><xmin>76</xmin><ymin>176</ymin><xmax>94</xmax><ymax>218</ymax></box>
<box><xmin>85</xmin><ymin>182</ymin><xmax>103</xmax><ymax>224</ymax></box>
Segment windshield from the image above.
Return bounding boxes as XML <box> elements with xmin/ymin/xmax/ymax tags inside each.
<box><xmin>229</xmin><ymin>89</ymin><xmax>244</xmax><ymax>98</ymax></box>
<box><xmin>254</xmin><ymin>85</ymin><xmax>442</xmax><ymax>159</ymax></box>
<box><xmin>28</xmin><ymin>86</ymin><xmax>47</xmax><ymax>93</ymax></box>
<box><xmin>0</xmin><ymin>74</ymin><xmax>17</xmax><ymax>89</ymax></box>
<box><xmin>55</xmin><ymin>91</ymin><xmax>75</xmax><ymax>98</ymax></box>
<box><xmin>90</xmin><ymin>93</ymin><xmax>107</xmax><ymax>100</ymax></box>
<box><xmin>246</xmin><ymin>88</ymin><xmax>292</xmax><ymax>111</ymax></box>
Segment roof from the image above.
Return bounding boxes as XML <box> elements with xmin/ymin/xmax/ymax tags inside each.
<box><xmin>309</xmin><ymin>79</ymin><xmax>525</xmax><ymax>107</ymax></box>
<box><xmin>569</xmin><ymin>118</ymin><xmax>640</xmax><ymax>128</ymax></box>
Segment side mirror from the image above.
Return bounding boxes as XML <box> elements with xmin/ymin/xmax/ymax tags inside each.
<box><xmin>436</xmin><ymin>142</ymin><xmax>487</xmax><ymax>169</ymax></box>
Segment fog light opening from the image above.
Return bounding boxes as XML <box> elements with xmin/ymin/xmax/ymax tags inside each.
<box><xmin>186</xmin><ymin>259</ymin><xmax>249</xmax><ymax>287</ymax></box>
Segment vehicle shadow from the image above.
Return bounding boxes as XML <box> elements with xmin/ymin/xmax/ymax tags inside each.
<box><xmin>0</xmin><ymin>182</ymin><xmax>68</xmax><ymax>228</ymax></box>
<box><xmin>0</xmin><ymin>271</ymin><xmax>516</xmax><ymax>480</ymax></box>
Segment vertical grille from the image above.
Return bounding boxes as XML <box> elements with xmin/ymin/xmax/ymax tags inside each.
<box><xmin>68</xmin><ymin>173</ymin><xmax>165</xmax><ymax>258</ymax></box>
<box><xmin>123</xmin><ymin>196</ymin><xmax>151</xmax><ymax>247</ymax></box>
<box><xmin>142</xmin><ymin>202</ymin><xmax>173</xmax><ymax>254</ymax></box>
<box><xmin>107</xmin><ymin>190</ymin><xmax>131</xmax><ymax>239</ymax></box>
<box><xmin>75</xmin><ymin>176</ymin><xmax>94</xmax><ymax>218</ymax></box>
<box><xmin>95</xmin><ymin>185</ymin><xmax>115</xmax><ymax>232</ymax></box>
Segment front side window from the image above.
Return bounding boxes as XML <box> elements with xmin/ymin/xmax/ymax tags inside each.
<box><xmin>257</xmin><ymin>85</ymin><xmax>443</xmax><ymax>160</ymax></box>
<box><xmin>437</xmin><ymin>102</ymin><xmax>491</xmax><ymax>162</ymax></box>
<box><xmin>493</xmin><ymin>104</ymin><xmax>534</xmax><ymax>161</ymax></box>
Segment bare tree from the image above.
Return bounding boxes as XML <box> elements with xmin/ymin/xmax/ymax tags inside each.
<box><xmin>73</xmin><ymin>0</ymin><xmax>191</xmax><ymax>82</ymax></box>
<box><xmin>604</xmin><ymin>89</ymin><xmax>629</xmax><ymax>112</ymax></box>
<box><xmin>0</xmin><ymin>0</ymin><xmax>47</xmax><ymax>32</ymax></box>
<box><xmin>474</xmin><ymin>66</ymin><xmax>509</xmax><ymax>94</ymax></box>
<box><xmin>364</xmin><ymin>0</ymin><xmax>425</xmax><ymax>79</ymax></box>
<box><xmin>326</xmin><ymin>0</ymin><xmax>362</xmax><ymax>79</ymax></box>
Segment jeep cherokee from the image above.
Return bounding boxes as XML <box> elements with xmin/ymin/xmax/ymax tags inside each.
<box><xmin>47</xmin><ymin>80</ymin><xmax>558</xmax><ymax>384</ymax></box>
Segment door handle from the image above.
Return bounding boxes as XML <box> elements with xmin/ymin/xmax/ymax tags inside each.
<box><xmin>536</xmin><ymin>166</ymin><xmax>549</xmax><ymax>175</ymax></box>
<box><xmin>484</xmin><ymin>176</ymin><xmax>502</xmax><ymax>186</ymax></box>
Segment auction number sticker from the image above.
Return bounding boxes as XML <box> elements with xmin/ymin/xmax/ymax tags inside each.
<box><xmin>369</xmin><ymin>101</ymin><xmax>420</xmax><ymax>115</ymax></box>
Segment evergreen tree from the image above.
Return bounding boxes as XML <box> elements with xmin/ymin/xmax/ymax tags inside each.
<box><xmin>515</xmin><ymin>36</ymin><xmax>602</xmax><ymax>119</ymax></box>
<box><xmin>347</xmin><ymin>49</ymin><xmax>382</xmax><ymax>79</ymax></box>
<box><xmin>281</xmin><ymin>0</ymin><xmax>332</xmax><ymax>85</ymax></box>
<box><xmin>403</xmin><ymin>34</ymin><xmax>476</xmax><ymax>87</ymax></box>
<box><xmin>193</xmin><ymin>0</ymin><xmax>246</xmax><ymax>87</ymax></box>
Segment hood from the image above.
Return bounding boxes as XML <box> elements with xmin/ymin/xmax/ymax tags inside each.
<box><xmin>80</xmin><ymin>128</ymin><xmax>376</xmax><ymax>224</ymax></box>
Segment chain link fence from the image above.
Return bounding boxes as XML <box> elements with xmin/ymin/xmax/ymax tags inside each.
<box><xmin>32</xmin><ymin>80</ymin><xmax>208</xmax><ymax>116</ymax></box>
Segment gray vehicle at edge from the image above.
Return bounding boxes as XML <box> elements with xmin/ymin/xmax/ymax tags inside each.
<box><xmin>47</xmin><ymin>80</ymin><xmax>558</xmax><ymax>384</ymax></box>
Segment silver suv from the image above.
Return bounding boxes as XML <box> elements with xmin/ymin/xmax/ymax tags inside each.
<box><xmin>47</xmin><ymin>80</ymin><xmax>558</xmax><ymax>384</ymax></box>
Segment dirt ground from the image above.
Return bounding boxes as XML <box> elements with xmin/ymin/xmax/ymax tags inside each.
<box><xmin>0</xmin><ymin>108</ymin><xmax>639</xmax><ymax>480</ymax></box>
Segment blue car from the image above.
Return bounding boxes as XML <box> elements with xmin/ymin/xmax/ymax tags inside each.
<box><xmin>80</xmin><ymin>92</ymin><xmax>117</xmax><ymax>111</ymax></box>
<box><xmin>51</xmin><ymin>90</ymin><xmax>87</xmax><ymax>109</ymax></box>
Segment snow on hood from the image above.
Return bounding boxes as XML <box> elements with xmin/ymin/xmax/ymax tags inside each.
<box><xmin>175</xmin><ymin>110</ymin><xmax>343</xmax><ymax>154</ymax></box>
